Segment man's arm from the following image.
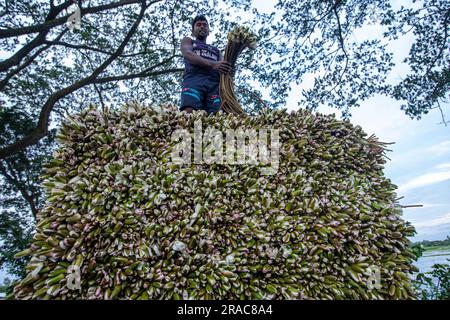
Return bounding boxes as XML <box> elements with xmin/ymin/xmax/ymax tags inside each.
<box><xmin>180</xmin><ymin>37</ymin><xmax>231</xmax><ymax>74</ymax></box>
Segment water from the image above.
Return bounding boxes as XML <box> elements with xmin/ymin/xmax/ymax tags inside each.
<box><xmin>410</xmin><ymin>250</ymin><xmax>450</xmax><ymax>299</ymax></box>
<box><xmin>414</xmin><ymin>250</ymin><xmax>450</xmax><ymax>273</ymax></box>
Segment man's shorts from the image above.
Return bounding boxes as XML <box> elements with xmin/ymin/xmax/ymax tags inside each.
<box><xmin>180</xmin><ymin>75</ymin><xmax>221</xmax><ymax>115</ymax></box>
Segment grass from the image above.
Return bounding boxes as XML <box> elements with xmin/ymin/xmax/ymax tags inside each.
<box><xmin>423</xmin><ymin>245</ymin><xmax>450</xmax><ymax>253</ymax></box>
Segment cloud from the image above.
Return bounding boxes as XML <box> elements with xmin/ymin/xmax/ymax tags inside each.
<box><xmin>412</xmin><ymin>213</ymin><xmax>450</xmax><ymax>228</ymax></box>
<box><xmin>398</xmin><ymin>171</ymin><xmax>450</xmax><ymax>193</ymax></box>
<box><xmin>414</xmin><ymin>223</ymin><xmax>450</xmax><ymax>239</ymax></box>
<box><xmin>427</xmin><ymin>141</ymin><xmax>450</xmax><ymax>156</ymax></box>
<box><xmin>424</xmin><ymin>203</ymin><xmax>446</xmax><ymax>208</ymax></box>
<box><xmin>435</xmin><ymin>163</ymin><xmax>450</xmax><ymax>170</ymax></box>
<box><xmin>416</xmin><ymin>203</ymin><xmax>445</xmax><ymax>209</ymax></box>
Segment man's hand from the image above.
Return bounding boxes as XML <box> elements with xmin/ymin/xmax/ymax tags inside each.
<box><xmin>211</xmin><ymin>60</ymin><xmax>232</xmax><ymax>74</ymax></box>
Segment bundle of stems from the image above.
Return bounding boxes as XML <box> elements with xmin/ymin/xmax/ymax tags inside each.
<box><xmin>220</xmin><ymin>26</ymin><xmax>257</xmax><ymax>115</ymax></box>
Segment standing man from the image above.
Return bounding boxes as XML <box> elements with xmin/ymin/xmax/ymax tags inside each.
<box><xmin>180</xmin><ymin>15</ymin><xmax>232</xmax><ymax>114</ymax></box>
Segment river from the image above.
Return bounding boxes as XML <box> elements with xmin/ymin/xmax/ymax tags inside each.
<box><xmin>413</xmin><ymin>249</ymin><xmax>450</xmax><ymax>273</ymax></box>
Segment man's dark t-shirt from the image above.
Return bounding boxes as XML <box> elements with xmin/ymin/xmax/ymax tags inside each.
<box><xmin>183</xmin><ymin>39</ymin><xmax>220</xmax><ymax>81</ymax></box>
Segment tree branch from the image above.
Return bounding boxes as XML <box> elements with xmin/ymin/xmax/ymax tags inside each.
<box><xmin>0</xmin><ymin>0</ymin><xmax>11</xmax><ymax>18</ymax></box>
<box><xmin>333</xmin><ymin>3</ymin><xmax>348</xmax><ymax>60</ymax></box>
<box><xmin>327</xmin><ymin>2</ymin><xmax>349</xmax><ymax>94</ymax></box>
<box><xmin>435</xmin><ymin>101</ymin><xmax>448</xmax><ymax>127</ymax></box>
<box><xmin>94</xmin><ymin>68</ymin><xmax>183</xmax><ymax>84</ymax></box>
<box><xmin>0</xmin><ymin>1</ymin><xmax>73</xmax><ymax>72</ymax></box>
<box><xmin>47</xmin><ymin>39</ymin><xmax>155</xmax><ymax>58</ymax></box>
<box><xmin>0</xmin><ymin>0</ymin><xmax>142</xmax><ymax>39</ymax></box>
<box><xmin>120</xmin><ymin>51</ymin><xmax>151</xmax><ymax>57</ymax></box>
<box><xmin>43</xmin><ymin>39</ymin><xmax>115</xmax><ymax>55</ymax></box>
<box><xmin>0</xmin><ymin>30</ymin><xmax>68</xmax><ymax>91</ymax></box>
<box><xmin>170</xmin><ymin>0</ymin><xmax>179</xmax><ymax>56</ymax></box>
<box><xmin>0</xmin><ymin>0</ymin><xmax>152</xmax><ymax>73</ymax></box>
<box><xmin>94</xmin><ymin>83</ymin><xmax>107</xmax><ymax>112</ymax></box>
<box><xmin>425</xmin><ymin>8</ymin><xmax>450</xmax><ymax>76</ymax></box>
<box><xmin>93</xmin><ymin>55</ymin><xmax>182</xmax><ymax>83</ymax></box>
<box><xmin>0</xmin><ymin>0</ymin><xmax>149</xmax><ymax>160</ymax></box>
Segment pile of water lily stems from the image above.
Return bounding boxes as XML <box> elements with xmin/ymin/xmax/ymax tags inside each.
<box><xmin>220</xmin><ymin>26</ymin><xmax>257</xmax><ymax>115</ymax></box>
<box><xmin>12</xmin><ymin>102</ymin><xmax>418</xmax><ymax>300</ymax></box>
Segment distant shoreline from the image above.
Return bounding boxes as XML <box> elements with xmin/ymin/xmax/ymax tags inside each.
<box><xmin>414</xmin><ymin>237</ymin><xmax>450</xmax><ymax>254</ymax></box>
<box><xmin>421</xmin><ymin>245</ymin><xmax>450</xmax><ymax>259</ymax></box>
<box><xmin>423</xmin><ymin>245</ymin><xmax>450</xmax><ymax>252</ymax></box>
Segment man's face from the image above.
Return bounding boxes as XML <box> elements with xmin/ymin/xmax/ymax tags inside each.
<box><xmin>193</xmin><ymin>20</ymin><xmax>209</xmax><ymax>38</ymax></box>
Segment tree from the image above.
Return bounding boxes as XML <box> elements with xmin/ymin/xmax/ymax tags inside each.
<box><xmin>0</xmin><ymin>209</ymin><xmax>35</xmax><ymax>279</ymax></box>
<box><xmin>412</xmin><ymin>259</ymin><xmax>450</xmax><ymax>300</ymax></box>
<box><xmin>3</xmin><ymin>277</ymin><xmax>11</xmax><ymax>287</ymax></box>
<box><xmin>246</xmin><ymin>0</ymin><xmax>449</xmax><ymax>120</ymax></box>
<box><xmin>386</xmin><ymin>0</ymin><xmax>450</xmax><ymax>121</ymax></box>
<box><xmin>0</xmin><ymin>107</ymin><xmax>56</xmax><ymax>278</ymax></box>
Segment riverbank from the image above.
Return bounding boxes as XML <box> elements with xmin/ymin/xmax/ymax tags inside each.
<box><xmin>423</xmin><ymin>245</ymin><xmax>450</xmax><ymax>253</ymax></box>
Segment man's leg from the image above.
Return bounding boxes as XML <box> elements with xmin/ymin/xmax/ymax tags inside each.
<box><xmin>206</xmin><ymin>82</ymin><xmax>221</xmax><ymax>115</ymax></box>
<box><xmin>180</xmin><ymin>87</ymin><xmax>203</xmax><ymax>113</ymax></box>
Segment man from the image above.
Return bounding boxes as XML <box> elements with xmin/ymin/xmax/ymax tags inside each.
<box><xmin>180</xmin><ymin>15</ymin><xmax>232</xmax><ymax>115</ymax></box>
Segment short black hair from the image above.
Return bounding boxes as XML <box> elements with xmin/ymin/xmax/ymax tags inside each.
<box><xmin>192</xmin><ymin>15</ymin><xmax>208</xmax><ymax>30</ymax></box>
